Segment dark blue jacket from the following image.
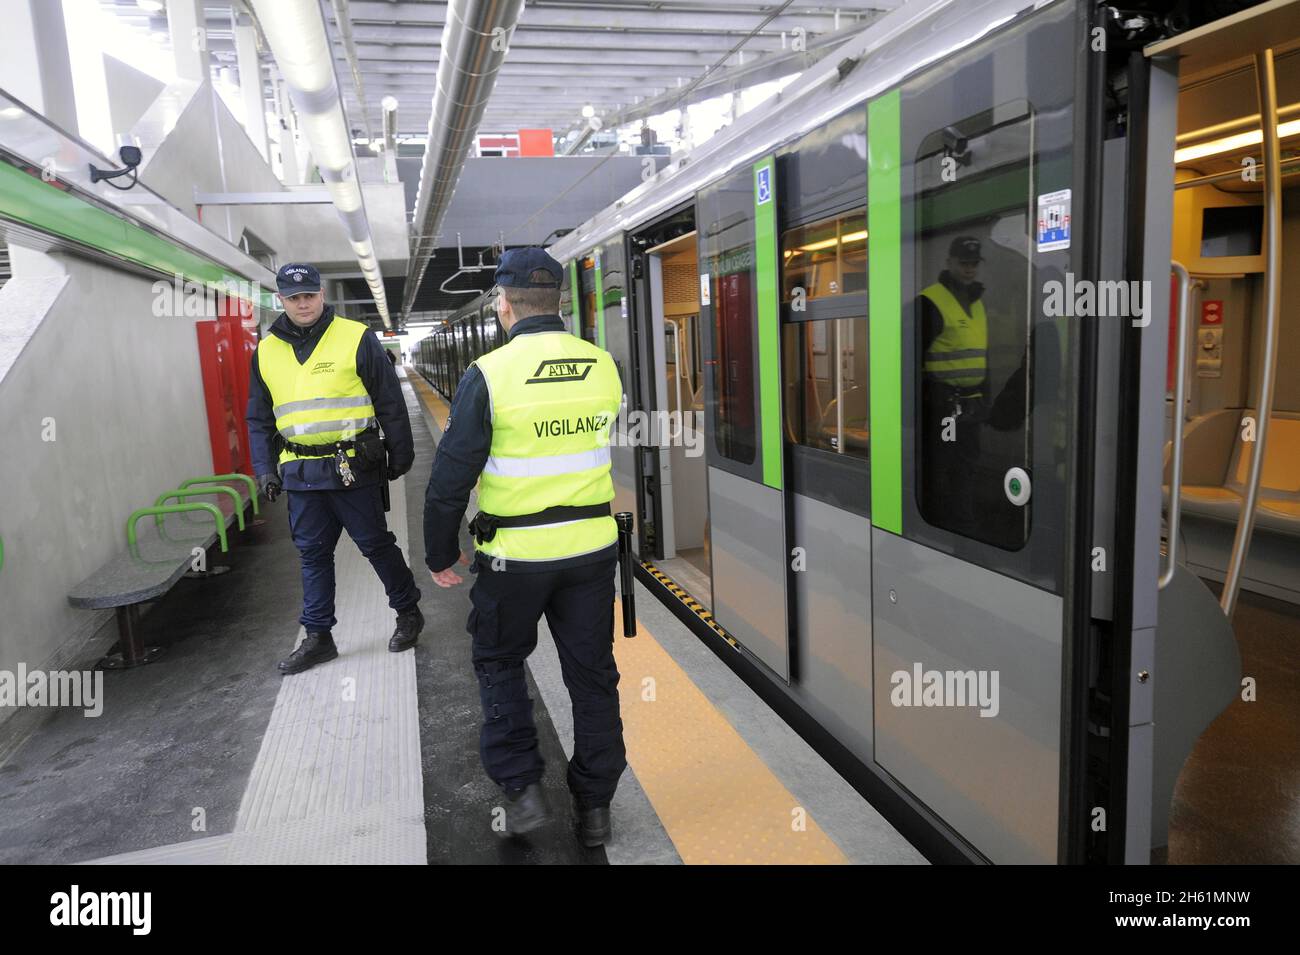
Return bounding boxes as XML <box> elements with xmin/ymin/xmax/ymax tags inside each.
<box><xmin>422</xmin><ymin>313</ymin><xmax>618</xmax><ymax>573</ymax></box>
<box><xmin>246</xmin><ymin>306</ymin><xmax>414</xmax><ymax>492</ymax></box>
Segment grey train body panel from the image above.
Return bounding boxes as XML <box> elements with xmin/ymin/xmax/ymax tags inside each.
<box><xmin>871</xmin><ymin>528</ymin><xmax>1063</xmax><ymax>865</ymax></box>
<box><xmin>789</xmin><ymin>493</ymin><xmax>875</xmax><ymax>764</ymax></box>
<box><xmin>707</xmin><ymin>467</ymin><xmax>791</xmax><ymax>681</ymax></box>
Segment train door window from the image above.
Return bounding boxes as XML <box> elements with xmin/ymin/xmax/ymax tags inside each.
<box><xmin>783</xmin><ymin>318</ymin><xmax>869</xmax><ymax>460</ymax></box>
<box><xmin>913</xmin><ymin>102</ymin><xmax>1035</xmax><ymax>551</ymax></box>
<box><xmin>782</xmin><ymin>210</ymin><xmax>868</xmax><ymax>301</ymax></box>
<box><xmin>580</xmin><ymin>256</ymin><xmax>598</xmax><ymax>344</ymax></box>
<box><xmin>699</xmin><ymin>168</ymin><xmax>759</xmax><ymax>467</ymax></box>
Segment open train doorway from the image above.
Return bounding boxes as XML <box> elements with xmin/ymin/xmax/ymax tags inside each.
<box><xmin>629</xmin><ymin>207</ymin><xmax>712</xmax><ymax>602</ymax></box>
<box><xmin>1148</xmin><ymin>6</ymin><xmax>1300</xmax><ymax>864</ymax></box>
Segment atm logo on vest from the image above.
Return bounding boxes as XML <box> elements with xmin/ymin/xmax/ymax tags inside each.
<box><xmin>311</xmin><ymin>360</ymin><xmax>336</xmax><ymax>375</ymax></box>
<box><xmin>526</xmin><ymin>358</ymin><xmax>597</xmax><ymax>383</ymax></box>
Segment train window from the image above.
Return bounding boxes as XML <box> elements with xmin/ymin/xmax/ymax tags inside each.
<box><xmin>699</xmin><ymin>169</ymin><xmax>759</xmax><ymax>467</ymax></box>
<box><xmin>781</xmin><ymin>210</ymin><xmax>867</xmax><ymax>302</ymax></box>
<box><xmin>782</xmin><ymin>318</ymin><xmax>869</xmax><ymax>460</ymax></box>
<box><xmin>913</xmin><ymin>103</ymin><xmax>1035</xmax><ymax>551</ymax></box>
<box><xmin>579</xmin><ymin>256</ymin><xmax>598</xmax><ymax>344</ymax></box>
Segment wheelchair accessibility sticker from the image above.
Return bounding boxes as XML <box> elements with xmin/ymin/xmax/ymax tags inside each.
<box><xmin>756</xmin><ymin>166</ymin><xmax>772</xmax><ymax>205</ymax></box>
<box><xmin>1037</xmin><ymin>189</ymin><xmax>1071</xmax><ymax>252</ymax></box>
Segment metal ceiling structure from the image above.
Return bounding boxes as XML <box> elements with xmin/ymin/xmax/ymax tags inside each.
<box><xmin>95</xmin><ymin>0</ymin><xmax>904</xmax><ymax>322</ymax></box>
<box><xmin>326</xmin><ymin>1</ymin><xmax>903</xmax><ymax>141</ymax></box>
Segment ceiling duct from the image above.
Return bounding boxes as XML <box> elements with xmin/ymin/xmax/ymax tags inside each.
<box><xmin>250</xmin><ymin>0</ymin><xmax>391</xmax><ymax>326</ymax></box>
<box><xmin>403</xmin><ymin>0</ymin><xmax>524</xmax><ymax>319</ymax></box>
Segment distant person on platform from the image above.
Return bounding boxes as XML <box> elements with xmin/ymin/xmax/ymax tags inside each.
<box><xmin>246</xmin><ymin>263</ymin><xmax>424</xmax><ymax>675</ymax></box>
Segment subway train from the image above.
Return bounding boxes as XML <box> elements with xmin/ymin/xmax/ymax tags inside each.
<box><xmin>414</xmin><ymin>0</ymin><xmax>1298</xmax><ymax>864</ymax></box>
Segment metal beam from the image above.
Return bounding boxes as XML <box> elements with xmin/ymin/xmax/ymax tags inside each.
<box><xmin>193</xmin><ymin>190</ymin><xmax>334</xmax><ymax>204</ymax></box>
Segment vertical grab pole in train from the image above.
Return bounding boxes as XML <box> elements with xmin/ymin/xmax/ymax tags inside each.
<box><xmin>1220</xmin><ymin>48</ymin><xmax>1283</xmax><ymax>619</ymax></box>
<box><xmin>1159</xmin><ymin>261</ymin><xmax>1192</xmax><ymax>590</ymax></box>
<box><xmin>615</xmin><ymin>512</ymin><xmax>637</xmax><ymax>637</ymax></box>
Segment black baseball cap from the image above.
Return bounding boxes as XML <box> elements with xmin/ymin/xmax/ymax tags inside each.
<box><xmin>948</xmin><ymin>236</ymin><xmax>982</xmax><ymax>262</ymax></box>
<box><xmin>494</xmin><ymin>247</ymin><xmax>563</xmax><ymax>289</ymax></box>
<box><xmin>276</xmin><ymin>263</ymin><xmax>322</xmax><ymax>296</ymax></box>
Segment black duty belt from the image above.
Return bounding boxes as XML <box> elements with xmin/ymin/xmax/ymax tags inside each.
<box><xmin>470</xmin><ymin>503</ymin><xmax>612</xmax><ymax>544</ymax></box>
<box><xmin>280</xmin><ymin>428</ymin><xmax>376</xmax><ymax>458</ymax></box>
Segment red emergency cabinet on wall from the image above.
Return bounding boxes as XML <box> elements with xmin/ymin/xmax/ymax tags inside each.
<box><xmin>196</xmin><ymin>295</ymin><xmax>257</xmax><ymax>476</ymax></box>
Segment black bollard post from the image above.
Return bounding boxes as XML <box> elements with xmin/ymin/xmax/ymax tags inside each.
<box><xmin>615</xmin><ymin>511</ymin><xmax>636</xmax><ymax>637</ymax></box>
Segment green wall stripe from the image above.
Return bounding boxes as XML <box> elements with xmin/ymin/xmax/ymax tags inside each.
<box><xmin>594</xmin><ymin>251</ymin><xmax>606</xmax><ymax>350</ymax></box>
<box><xmin>0</xmin><ymin>161</ymin><xmax>274</xmax><ymax>310</ymax></box>
<box><xmin>753</xmin><ymin>155</ymin><xmax>782</xmax><ymax>491</ymax></box>
<box><xmin>868</xmin><ymin>91</ymin><xmax>903</xmax><ymax>535</ymax></box>
<box><xmin>568</xmin><ymin>259</ymin><xmax>580</xmax><ymax>336</ymax></box>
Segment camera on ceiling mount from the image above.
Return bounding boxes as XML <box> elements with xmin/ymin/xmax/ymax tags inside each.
<box><xmin>89</xmin><ymin>145</ymin><xmax>143</xmax><ymax>191</ymax></box>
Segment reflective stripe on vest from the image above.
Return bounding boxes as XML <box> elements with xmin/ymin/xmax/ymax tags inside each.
<box><xmin>256</xmin><ymin>316</ymin><xmax>376</xmax><ymax>464</ymax></box>
<box><xmin>921</xmin><ymin>282</ymin><xmax>988</xmax><ymax>390</ymax></box>
<box><xmin>473</xmin><ymin>330</ymin><xmax>622</xmax><ymax>564</ymax></box>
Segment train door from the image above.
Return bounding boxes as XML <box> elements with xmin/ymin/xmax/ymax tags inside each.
<box><xmin>595</xmin><ymin>240</ymin><xmax>641</xmax><ymax>526</ymax></box>
<box><xmin>776</xmin><ymin>105</ymin><xmax>875</xmax><ymax>763</ymax></box>
<box><xmin>699</xmin><ymin>157</ymin><xmax>791</xmax><ymax>681</ymax></box>
<box><xmin>867</xmin><ymin>0</ymin><xmax>1081</xmax><ymax>863</ymax></box>
<box><xmin>628</xmin><ymin>207</ymin><xmax>710</xmax><ymax>597</ymax></box>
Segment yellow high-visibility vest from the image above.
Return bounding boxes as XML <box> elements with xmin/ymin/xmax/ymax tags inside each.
<box><xmin>257</xmin><ymin>316</ymin><xmax>376</xmax><ymax>464</ymax></box>
<box><xmin>473</xmin><ymin>330</ymin><xmax>623</xmax><ymax>564</ymax></box>
<box><xmin>921</xmin><ymin>281</ymin><xmax>988</xmax><ymax>390</ymax></box>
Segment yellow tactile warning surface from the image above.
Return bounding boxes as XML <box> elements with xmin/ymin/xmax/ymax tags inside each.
<box><xmin>406</xmin><ymin>367</ymin><xmax>451</xmax><ymax>431</ymax></box>
<box><xmin>411</xmin><ymin>367</ymin><xmax>846</xmax><ymax>864</ymax></box>
<box><xmin>614</xmin><ymin>596</ymin><xmax>848</xmax><ymax>865</ymax></box>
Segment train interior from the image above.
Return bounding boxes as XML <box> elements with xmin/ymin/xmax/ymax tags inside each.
<box><xmin>1154</xmin><ymin>30</ymin><xmax>1300</xmax><ymax>864</ymax></box>
<box><xmin>631</xmin><ymin>210</ymin><xmax>712</xmax><ymax>600</ymax></box>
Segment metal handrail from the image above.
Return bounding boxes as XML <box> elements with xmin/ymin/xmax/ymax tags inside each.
<box><xmin>179</xmin><ymin>474</ymin><xmax>260</xmax><ymax>515</ymax></box>
<box><xmin>1160</xmin><ymin>261</ymin><xmax>1193</xmax><ymax>590</ymax></box>
<box><xmin>1221</xmin><ymin>48</ymin><xmax>1284</xmax><ymax>619</ymax></box>
<box><xmin>154</xmin><ymin>487</ymin><xmax>245</xmax><ymax>532</ymax></box>
<box><xmin>127</xmin><ymin>504</ymin><xmax>228</xmax><ymax>554</ymax></box>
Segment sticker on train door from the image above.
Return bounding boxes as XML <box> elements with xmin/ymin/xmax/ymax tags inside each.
<box><xmin>700</xmin><ymin>272</ymin><xmax>711</xmax><ymax>305</ymax></box>
<box><xmin>1036</xmin><ymin>189</ymin><xmax>1071</xmax><ymax>251</ymax></box>
<box><xmin>756</xmin><ymin>166</ymin><xmax>772</xmax><ymax>204</ymax></box>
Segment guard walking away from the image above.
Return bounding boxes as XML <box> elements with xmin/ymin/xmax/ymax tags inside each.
<box><xmin>247</xmin><ymin>263</ymin><xmax>424</xmax><ymax>675</ymax></box>
<box><xmin>424</xmin><ymin>248</ymin><xmax>626</xmax><ymax>847</ymax></box>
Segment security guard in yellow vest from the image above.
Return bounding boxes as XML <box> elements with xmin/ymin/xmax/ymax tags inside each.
<box><xmin>423</xmin><ymin>248</ymin><xmax>625</xmax><ymax>847</ymax></box>
<box><xmin>246</xmin><ymin>264</ymin><xmax>423</xmax><ymax>676</ymax></box>
<box><xmin>918</xmin><ymin>236</ymin><xmax>990</xmax><ymax>531</ymax></box>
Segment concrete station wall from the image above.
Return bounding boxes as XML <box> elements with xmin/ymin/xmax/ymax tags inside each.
<box><xmin>0</xmin><ymin>246</ymin><xmax>214</xmax><ymax>716</ymax></box>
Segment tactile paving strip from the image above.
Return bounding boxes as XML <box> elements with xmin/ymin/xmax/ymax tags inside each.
<box><xmin>225</xmin><ymin>469</ymin><xmax>426</xmax><ymax>864</ymax></box>
<box><xmin>611</xmin><ymin>596</ymin><xmax>848</xmax><ymax>864</ymax></box>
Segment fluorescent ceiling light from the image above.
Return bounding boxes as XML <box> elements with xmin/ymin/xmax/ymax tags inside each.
<box><xmin>1175</xmin><ymin>118</ymin><xmax>1300</xmax><ymax>163</ymax></box>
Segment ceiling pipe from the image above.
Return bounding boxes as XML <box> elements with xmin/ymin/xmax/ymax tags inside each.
<box><xmin>402</xmin><ymin>0</ymin><xmax>525</xmax><ymax>319</ymax></box>
<box><xmin>251</xmin><ymin>0</ymin><xmax>391</xmax><ymax>327</ymax></box>
<box><xmin>382</xmin><ymin>95</ymin><xmax>399</xmax><ymax>152</ymax></box>
<box><xmin>329</xmin><ymin>0</ymin><xmax>376</xmax><ymax>144</ymax></box>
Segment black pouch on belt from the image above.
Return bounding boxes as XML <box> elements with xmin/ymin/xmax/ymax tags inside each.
<box><xmin>353</xmin><ymin>430</ymin><xmax>386</xmax><ymax>472</ymax></box>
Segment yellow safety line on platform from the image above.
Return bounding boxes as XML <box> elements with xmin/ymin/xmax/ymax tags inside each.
<box><xmin>407</xmin><ymin>367</ymin><xmax>451</xmax><ymax>432</ymax></box>
<box><xmin>614</xmin><ymin>597</ymin><xmax>848</xmax><ymax>865</ymax></box>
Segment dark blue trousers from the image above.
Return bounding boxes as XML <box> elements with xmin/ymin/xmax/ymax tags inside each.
<box><xmin>467</xmin><ymin>558</ymin><xmax>626</xmax><ymax>809</ymax></box>
<box><xmin>287</xmin><ymin>484</ymin><xmax>421</xmax><ymax>631</ymax></box>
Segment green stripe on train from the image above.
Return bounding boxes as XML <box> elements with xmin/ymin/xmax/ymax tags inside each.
<box><xmin>594</xmin><ymin>250</ymin><xmax>606</xmax><ymax>350</ymax></box>
<box><xmin>0</xmin><ymin>160</ymin><xmax>274</xmax><ymax>310</ymax></box>
<box><xmin>753</xmin><ymin>154</ymin><xmax>782</xmax><ymax>491</ymax></box>
<box><xmin>868</xmin><ymin>90</ymin><xmax>903</xmax><ymax>535</ymax></box>
<box><xmin>569</xmin><ymin>259</ymin><xmax>580</xmax><ymax>336</ymax></box>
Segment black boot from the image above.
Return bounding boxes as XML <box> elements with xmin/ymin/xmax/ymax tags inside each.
<box><xmin>576</xmin><ymin>804</ymin><xmax>612</xmax><ymax>847</ymax></box>
<box><xmin>502</xmin><ymin>782</ymin><xmax>550</xmax><ymax>836</ymax></box>
<box><xmin>279</xmin><ymin>631</ymin><xmax>338</xmax><ymax>675</ymax></box>
<box><xmin>388</xmin><ymin>606</ymin><xmax>424</xmax><ymax>652</ymax></box>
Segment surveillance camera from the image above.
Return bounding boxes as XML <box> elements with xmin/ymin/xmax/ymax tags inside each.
<box><xmin>118</xmin><ymin>145</ymin><xmax>142</xmax><ymax>168</ymax></box>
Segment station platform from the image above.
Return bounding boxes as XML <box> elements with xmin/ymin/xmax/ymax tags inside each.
<box><xmin>0</xmin><ymin>368</ymin><xmax>922</xmax><ymax>866</ymax></box>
